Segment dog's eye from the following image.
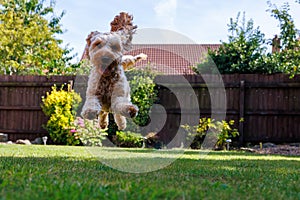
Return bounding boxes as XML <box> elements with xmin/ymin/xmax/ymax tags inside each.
<box><xmin>96</xmin><ymin>42</ymin><xmax>104</xmax><ymax>49</ymax></box>
<box><xmin>92</xmin><ymin>38</ymin><xmax>105</xmax><ymax>49</ymax></box>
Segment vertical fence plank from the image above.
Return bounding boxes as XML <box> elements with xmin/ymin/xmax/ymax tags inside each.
<box><xmin>239</xmin><ymin>80</ymin><xmax>245</xmax><ymax>145</ymax></box>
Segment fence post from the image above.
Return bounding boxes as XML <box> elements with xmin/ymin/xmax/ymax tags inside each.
<box><xmin>68</xmin><ymin>80</ymin><xmax>74</xmax><ymax>91</ymax></box>
<box><xmin>239</xmin><ymin>80</ymin><xmax>245</xmax><ymax>146</ymax></box>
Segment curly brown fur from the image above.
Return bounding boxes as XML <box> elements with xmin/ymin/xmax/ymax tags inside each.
<box><xmin>95</xmin><ymin>64</ymin><xmax>120</xmax><ymax>112</ymax></box>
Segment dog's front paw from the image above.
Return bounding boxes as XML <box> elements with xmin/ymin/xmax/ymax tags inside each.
<box><xmin>81</xmin><ymin>109</ymin><xmax>99</xmax><ymax>120</ymax></box>
<box><xmin>136</xmin><ymin>53</ymin><xmax>147</xmax><ymax>61</ymax></box>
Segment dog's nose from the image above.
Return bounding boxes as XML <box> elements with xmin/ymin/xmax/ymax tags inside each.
<box><xmin>101</xmin><ymin>57</ymin><xmax>112</xmax><ymax>64</ymax></box>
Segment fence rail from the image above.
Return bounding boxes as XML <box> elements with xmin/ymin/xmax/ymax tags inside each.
<box><xmin>0</xmin><ymin>74</ymin><xmax>300</xmax><ymax>144</ymax></box>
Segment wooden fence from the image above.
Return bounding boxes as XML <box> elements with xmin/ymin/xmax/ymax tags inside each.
<box><xmin>155</xmin><ymin>74</ymin><xmax>300</xmax><ymax>144</ymax></box>
<box><xmin>0</xmin><ymin>74</ymin><xmax>300</xmax><ymax>144</ymax></box>
<box><xmin>0</xmin><ymin>76</ymin><xmax>76</xmax><ymax>141</ymax></box>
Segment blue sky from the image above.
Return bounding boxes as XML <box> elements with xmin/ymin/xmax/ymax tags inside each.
<box><xmin>52</xmin><ymin>0</ymin><xmax>300</xmax><ymax>62</ymax></box>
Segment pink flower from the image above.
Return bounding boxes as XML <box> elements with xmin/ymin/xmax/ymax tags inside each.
<box><xmin>70</xmin><ymin>129</ymin><xmax>77</xmax><ymax>133</ymax></box>
<box><xmin>76</xmin><ymin>117</ymin><xmax>85</xmax><ymax>128</ymax></box>
<box><xmin>42</xmin><ymin>69</ymin><xmax>49</xmax><ymax>74</ymax></box>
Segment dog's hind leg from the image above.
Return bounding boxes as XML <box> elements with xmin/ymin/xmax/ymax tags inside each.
<box><xmin>111</xmin><ymin>76</ymin><xmax>138</xmax><ymax>119</ymax></box>
<box><xmin>111</xmin><ymin>98</ymin><xmax>138</xmax><ymax>119</ymax></box>
<box><xmin>114</xmin><ymin>113</ymin><xmax>127</xmax><ymax>130</ymax></box>
<box><xmin>99</xmin><ymin>111</ymin><xmax>109</xmax><ymax>129</ymax></box>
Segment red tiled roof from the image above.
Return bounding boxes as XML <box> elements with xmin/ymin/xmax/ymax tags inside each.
<box><xmin>126</xmin><ymin>44</ymin><xmax>221</xmax><ymax>75</ymax></box>
<box><xmin>80</xmin><ymin>44</ymin><xmax>221</xmax><ymax>75</ymax></box>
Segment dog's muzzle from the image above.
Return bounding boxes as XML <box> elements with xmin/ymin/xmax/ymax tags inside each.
<box><xmin>99</xmin><ymin>59</ymin><xmax>119</xmax><ymax>77</ymax></box>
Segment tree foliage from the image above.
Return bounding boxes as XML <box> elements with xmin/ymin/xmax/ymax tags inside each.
<box><xmin>267</xmin><ymin>1</ymin><xmax>300</xmax><ymax>77</ymax></box>
<box><xmin>195</xmin><ymin>12</ymin><xmax>274</xmax><ymax>74</ymax></box>
<box><xmin>194</xmin><ymin>2</ymin><xmax>300</xmax><ymax>77</ymax></box>
<box><xmin>0</xmin><ymin>0</ymin><xmax>75</xmax><ymax>75</ymax></box>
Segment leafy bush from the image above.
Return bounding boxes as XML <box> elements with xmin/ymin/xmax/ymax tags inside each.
<box><xmin>127</xmin><ymin>68</ymin><xmax>157</xmax><ymax>128</ymax></box>
<box><xmin>41</xmin><ymin>84</ymin><xmax>82</xmax><ymax>145</ymax></box>
<box><xmin>182</xmin><ymin>118</ymin><xmax>239</xmax><ymax>149</ymax></box>
<box><xmin>130</xmin><ymin>76</ymin><xmax>157</xmax><ymax>127</ymax></box>
<box><xmin>71</xmin><ymin>117</ymin><xmax>107</xmax><ymax>147</ymax></box>
<box><xmin>112</xmin><ymin>131</ymin><xmax>144</xmax><ymax>148</ymax></box>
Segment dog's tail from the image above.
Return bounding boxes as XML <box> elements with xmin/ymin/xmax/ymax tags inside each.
<box><xmin>110</xmin><ymin>12</ymin><xmax>137</xmax><ymax>52</ymax></box>
<box><xmin>110</xmin><ymin>12</ymin><xmax>137</xmax><ymax>33</ymax></box>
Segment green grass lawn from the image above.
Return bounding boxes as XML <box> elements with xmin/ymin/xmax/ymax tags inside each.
<box><xmin>0</xmin><ymin>145</ymin><xmax>299</xmax><ymax>200</ymax></box>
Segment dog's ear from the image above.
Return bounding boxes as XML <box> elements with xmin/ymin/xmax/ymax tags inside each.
<box><xmin>81</xmin><ymin>31</ymin><xmax>100</xmax><ymax>60</ymax></box>
<box><xmin>86</xmin><ymin>31</ymin><xmax>96</xmax><ymax>47</ymax></box>
<box><xmin>110</xmin><ymin>12</ymin><xmax>137</xmax><ymax>52</ymax></box>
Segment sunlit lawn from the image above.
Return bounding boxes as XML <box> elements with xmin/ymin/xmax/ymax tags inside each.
<box><xmin>0</xmin><ymin>145</ymin><xmax>299</xmax><ymax>200</ymax></box>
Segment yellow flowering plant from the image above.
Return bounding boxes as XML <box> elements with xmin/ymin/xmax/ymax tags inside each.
<box><xmin>182</xmin><ymin>118</ymin><xmax>239</xmax><ymax>149</ymax></box>
<box><xmin>41</xmin><ymin>84</ymin><xmax>82</xmax><ymax>145</ymax></box>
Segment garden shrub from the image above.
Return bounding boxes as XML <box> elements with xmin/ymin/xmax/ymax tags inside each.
<box><xmin>112</xmin><ymin>131</ymin><xmax>144</xmax><ymax>148</ymax></box>
<box><xmin>41</xmin><ymin>84</ymin><xmax>82</xmax><ymax>145</ymax></box>
<box><xmin>71</xmin><ymin>117</ymin><xmax>107</xmax><ymax>147</ymax></box>
<box><xmin>130</xmin><ymin>75</ymin><xmax>157</xmax><ymax>127</ymax></box>
<box><xmin>182</xmin><ymin>118</ymin><xmax>239</xmax><ymax>149</ymax></box>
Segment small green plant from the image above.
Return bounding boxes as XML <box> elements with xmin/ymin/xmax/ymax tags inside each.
<box><xmin>182</xmin><ymin>118</ymin><xmax>239</xmax><ymax>149</ymax></box>
<box><xmin>213</xmin><ymin>119</ymin><xmax>239</xmax><ymax>149</ymax></box>
<box><xmin>71</xmin><ymin>117</ymin><xmax>107</xmax><ymax>147</ymax></box>
<box><xmin>113</xmin><ymin>131</ymin><xmax>144</xmax><ymax>148</ymax></box>
<box><xmin>182</xmin><ymin>118</ymin><xmax>211</xmax><ymax>149</ymax></box>
<box><xmin>41</xmin><ymin>84</ymin><xmax>82</xmax><ymax>145</ymax></box>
